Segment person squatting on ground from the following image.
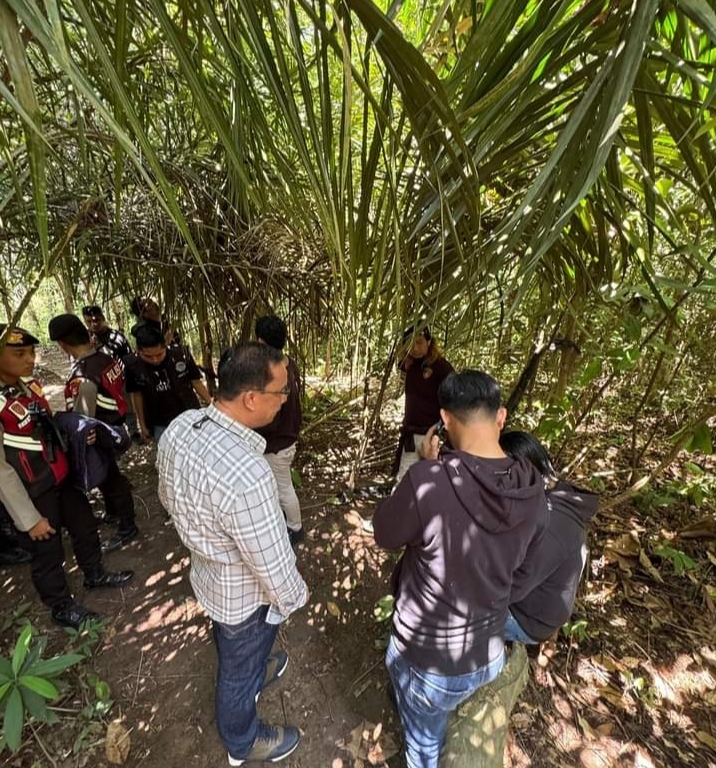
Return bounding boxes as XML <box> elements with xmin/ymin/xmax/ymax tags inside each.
<box><xmin>124</xmin><ymin>325</ymin><xmax>211</xmax><ymax>442</ymax></box>
<box><xmin>157</xmin><ymin>342</ymin><xmax>308</xmax><ymax>767</ymax></box>
<box><xmin>394</xmin><ymin>323</ymin><xmax>453</xmax><ymax>482</ymax></box>
<box><xmin>374</xmin><ymin>370</ymin><xmax>549</xmax><ymax>768</ymax></box>
<box><xmin>48</xmin><ymin>314</ymin><xmax>139</xmax><ymax>552</ymax></box>
<box><xmin>500</xmin><ymin>430</ymin><xmax>599</xmax><ymax>646</ymax></box>
<box><xmin>255</xmin><ymin>315</ymin><xmax>305</xmax><ymax>546</ymax></box>
<box><xmin>0</xmin><ymin>325</ymin><xmax>133</xmax><ymax>628</ymax></box>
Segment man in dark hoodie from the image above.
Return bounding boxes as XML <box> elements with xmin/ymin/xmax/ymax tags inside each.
<box><xmin>373</xmin><ymin>370</ymin><xmax>548</xmax><ymax>768</ymax></box>
<box><xmin>500</xmin><ymin>431</ymin><xmax>598</xmax><ymax>645</ymax></box>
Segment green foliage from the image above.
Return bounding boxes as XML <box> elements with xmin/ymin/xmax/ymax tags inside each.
<box><xmin>62</xmin><ymin>617</ymin><xmax>109</xmax><ymax>658</ymax></box>
<box><xmin>0</xmin><ymin>603</ymin><xmax>32</xmax><ymax>634</ymax></box>
<box><xmin>561</xmin><ymin>618</ymin><xmax>590</xmax><ymax>643</ymax></box>
<box><xmin>0</xmin><ymin>624</ymin><xmax>83</xmax><ymax>753</ymax></box>
<box><xmin>290</xmin><ymin>467</ymin><xmax>303</xmax><ymax>488</ymax></box>
<box><xmin>635</xmin><ymin>462</ymin><xmax>716</xmax><ymax>511</ymax></box>
<box><xmin>684</xmin><ymin>424</ymin><xmax>713</xmax><ymax>456</ymax></box>
<box><xmin>373</xmin><ymin>594</ymin><xmax>395</xmax><ymax>624</ymax></box>
<box><xmin>653</xmin><ymin>544</ymin><xmax>698</xmax><ymax>576</ymax></box>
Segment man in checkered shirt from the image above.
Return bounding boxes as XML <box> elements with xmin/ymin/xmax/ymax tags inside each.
<box><xmin>157</xmin><ymin>342</ymin><xmax>308</xmax><ymax>766</ymax></box>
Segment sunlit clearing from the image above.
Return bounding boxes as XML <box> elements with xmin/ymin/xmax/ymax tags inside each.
<box><xmin>642</xmin><ymin>655</ymin><xmax>716</xmax><ymax>705</ymax></box>
<box><xmin>145</xmin><ymin>570</ymin><xmax>166</xmax><ymax>587</ymax></box>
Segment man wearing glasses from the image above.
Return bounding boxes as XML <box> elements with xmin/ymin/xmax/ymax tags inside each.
<box><xmin>157</xmin><ymin>342</ymin><xmax>308</xmax><ymax>767</ymax></box>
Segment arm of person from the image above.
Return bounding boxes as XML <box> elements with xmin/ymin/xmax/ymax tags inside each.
<box><xmin>72</xmin><ymin>379</ymin><xmax>98</xmax><ymax>418</ymax></box>
<box><xmin>373</xmin><ymin>471</ymin><xmax>424</xmax><ymax>550</ymax></box>
<box><xmin>191</xmin><ymin>379</ymin><xmax>211</xmax><ymax>405</ymax></box>
<box><xmin>218</xmin><ymin>472</ymin><xmax>308</xmax><ymax>619</ymax></box>
<box><xmin>130</xmin><ymin>391</ymin><xmax>151</xmax><ymax>440</ymax></box>
<box><xmin>185</xmin><ymin>350</ymin><xmax>210</xmax><ymax>404</ymax></box>
<box><xmin>0</xmin><ymin>426</ymin><xmax>54</xmax><ymax>539</ymax></box>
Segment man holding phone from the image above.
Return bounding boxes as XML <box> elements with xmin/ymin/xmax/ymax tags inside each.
<box><xmin>374</xmin><ymin>370</ymin><xmax>548</xmax><ymax>768</ymax></box>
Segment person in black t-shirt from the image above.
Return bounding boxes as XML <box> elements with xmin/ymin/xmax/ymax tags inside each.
<box><xmin>255</xmin><ymin>315</ymin><xmax>304</xmax><ymax>546</ymax></box>
<box><xmin>81</xmin><ymin>305</ymin><xmax>132</xmax><ymax>364</ymax></box>
<box><xmin>124</xmin><ymin>326</ymin><xmax>211</xmax><ymax>441</ymax></box>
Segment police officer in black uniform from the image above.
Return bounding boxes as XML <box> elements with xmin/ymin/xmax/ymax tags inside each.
<box><xmin>0</xmin><ymin>324</ymin><xmax>133</xmax><ymax>628</ymax></box>
<box><xmin>124</xmin><ymin>325</ymin><xmax>211</xmax><ymax>441</ymax></box>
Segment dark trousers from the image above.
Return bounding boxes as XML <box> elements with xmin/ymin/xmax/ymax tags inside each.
<box><xmin>98</xmin><ymin>459</ymin><xmax>135</xmax><ymax>532</ymax></box>
<box><xmin>19</xmin><ymin>484</ymin><xmax>102</xmax><ymax>609</ymax></box>
<box><xmin>213</xmin><ymin>605</ymin><xmax>278</xmax><ymax>759</ymax></box>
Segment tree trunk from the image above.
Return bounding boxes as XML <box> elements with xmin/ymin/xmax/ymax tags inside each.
<box><xmin>441</xmin><ymin>643</ymin><xmax>529</xmax><ymax>768</ymax></box>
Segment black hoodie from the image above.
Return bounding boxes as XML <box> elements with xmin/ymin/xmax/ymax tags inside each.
<box><xmin>509</xmin><ymin>480</ymin><xmax>598</xmax><ymax>641</ymax></box>
<box><xmin>374</xmin><ymin>450</ymin><xmax>548</xmax><ymax>675</ymax></box>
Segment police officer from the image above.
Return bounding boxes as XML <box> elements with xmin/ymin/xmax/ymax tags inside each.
<box><xmin>81</xmin><ymin>305</ymin><xmax>132</xmax><ymax>363</ymax></box>
<box><xmin>124</xmin><ymin>325</ymin><xmax>211</xmax><ymax>441</ymax></box>
<box><xmin>48</xmin><ymin>314</ymin><xmax>139</xmax><ymax>551</ymax></box>
<box><xmin>0</xmin><ymin>324</ymin><xmax>133</xmax><ymax>628</ymax></box>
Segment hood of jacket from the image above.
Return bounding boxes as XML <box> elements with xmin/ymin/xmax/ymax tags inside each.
<box><xmin>440</xmin><ymin>449</ymin><xmax>546</xmax><ymax>532</ymax></box>
<box><xmin>549</xmin><ymin>479</ymin><xmax>598</xmax><ymax>527</ymax></box>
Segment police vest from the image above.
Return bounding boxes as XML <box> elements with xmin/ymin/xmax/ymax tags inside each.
<box><xmin>0</xmin><ymin>378</ymin><xmax>69</xmax><ymax>498</ymax></box>
<box><xmin>65</xmin><ymin>351</ymin><xmax>127</xmax><ymax>426</ymax></box>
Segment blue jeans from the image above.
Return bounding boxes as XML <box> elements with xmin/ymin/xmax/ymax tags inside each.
<box><xmin>504</xmin><ymin>610</ymin><xmax>538</xmax><ymax>645</ymax></box>
<box><xmin>386</xmin><ymin>636</ymin><xmax>505</xmax><ymax>768</ymax></box>
<box><xmin>212</xmin><ymin>605</ymin><xmax>279</xmax><ymax>759</ymax></box>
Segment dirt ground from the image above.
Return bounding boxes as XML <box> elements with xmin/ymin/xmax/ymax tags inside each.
<box><xmin>1</xmin><ymin>349</ymin><xmax>715</xmax><ymax>768</ymax></box>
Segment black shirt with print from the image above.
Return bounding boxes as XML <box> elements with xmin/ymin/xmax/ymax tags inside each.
<box><xmin>124</xmin><ymin>346</ymin><xmax>201</xmax><ymax>429</ymax></box>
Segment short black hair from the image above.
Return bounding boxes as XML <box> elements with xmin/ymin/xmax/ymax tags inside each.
<box><xmin>255</xmin><ymin>315</ymin><xmax>287</xmax><ymax>350</ymax></box>
<box><xmin>82</xmin><ymin>305</ymin><xmax>104</xmax><ymax>318</ymax></box>
<box><xmin>500</xmin><ymin>430</ymin><xmax>558</xmax><ymax>481</ymax></box>
<box><xmin>48</xmin><ymin>314</ymin><xmax>91</xmax><ymax>346</ymax></box>
<box><xmin>135</xmin><ymin>324</ymin><xmax>165</xmax><ymax>349</ymax></box>
<box><xmin>438</xmin><ymin>370</ymin><xmax>502</xmax><ymax>423</ymax></box>
<box><xmin>217</xmin><ymin>342</ymin><xmax>285</xmax><ymax>400</ymax></box>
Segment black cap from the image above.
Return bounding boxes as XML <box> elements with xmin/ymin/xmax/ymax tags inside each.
<box><xmin>0</xmin><ymin>324</ymin><xmax>40</xmax><ymax>346</ymax></box>
<box><xmin>48</xmin><ymin>313</ymin><xmax>86</xmax><ymax>341</ymax></box>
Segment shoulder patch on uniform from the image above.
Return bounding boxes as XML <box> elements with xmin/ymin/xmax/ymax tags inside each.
<box><xmin>26</xmin><ymin>379</ymin><xmax>44</xmax><ymax>397</ymax></box>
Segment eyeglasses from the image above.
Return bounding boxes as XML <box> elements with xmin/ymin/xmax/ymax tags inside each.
<box><xmin>259</xmin><ymin>386</ymin><xmax>290</xmax><ymax>396</ymax></box>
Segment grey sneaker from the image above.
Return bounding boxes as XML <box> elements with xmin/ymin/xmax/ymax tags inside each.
<box><xmin>255</xmin><ymin>650</ymin><xmax>289</xmax><ymax>703</ymax></box>
<box><xmin>228</xmin><ymin>725</ymin><xmax>300</xmax><ymax>765</ymax></box>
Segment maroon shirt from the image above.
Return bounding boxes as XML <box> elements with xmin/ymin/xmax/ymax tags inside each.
<box><xmin>401</xmin><ymin>355</ymin><xmax>453</xmax><ymax>433</ymax></box>
<box><xmin>257</xmin><ymin>356</ymin><xmax>302</xmax><ymax>453</ymax></box>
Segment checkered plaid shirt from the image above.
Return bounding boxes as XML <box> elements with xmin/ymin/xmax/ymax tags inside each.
<box><xmin>157</xmin><ymin>404</ymin><xmax>308</xmax><ymax>625</ymax></box>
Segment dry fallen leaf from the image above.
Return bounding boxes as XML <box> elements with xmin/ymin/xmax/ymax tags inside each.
<box><xmin>606</xmin><ymin>532</ymin><xmax>641</xmax><ymax>558</ymax></box>
<box><xmin>639</xmin><ymin>549</ymin><xmax>665</xmax><ymax>584</ymax></box>
<box><xmin>105</xmin><ymin>720</ymin><xmax>130</xmax><ymax>764</ymax></box>
<box><xmin>695</xmin><ymin>730</ymin><xmax>716</xmax><ymax>753</ymax></box>
<box><xmin>679</xmin><ymin>519</ymin><xmax>716</xmax><ymax>539</ymax></box>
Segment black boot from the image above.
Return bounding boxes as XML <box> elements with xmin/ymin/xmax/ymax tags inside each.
<box><xmin>51</xmin><ymin>601</ymin><xmax>101</xmax><ymax>629</ymax></box>
<box><xmin>84</xmin><ymin>568</ymin><xmax>134</xmax><ymax>590</ymax></box>
<box><xmin>101</xmin><ymin>525</ymin><xmax>139</xmax><ymax>552</ymax></box>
